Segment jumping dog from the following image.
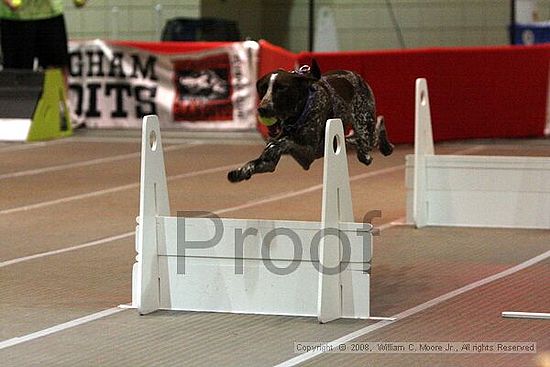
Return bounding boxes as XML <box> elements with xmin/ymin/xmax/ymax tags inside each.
<box><xmin>228</xmin><ymin>60</ymin><xmax>393</xmax><ymax>183</ymax></box>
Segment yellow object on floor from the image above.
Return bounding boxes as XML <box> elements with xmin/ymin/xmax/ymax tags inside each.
<box><xmin>27</xmin><ymin>68</ymin><xmax>72</xmax><ymax>141</ymax></box>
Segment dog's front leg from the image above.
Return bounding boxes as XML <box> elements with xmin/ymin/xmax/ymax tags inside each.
<box><xmin>227</xmin><ymin>139</ymin><xmax>289</xmax><ymax>182</ymax></box>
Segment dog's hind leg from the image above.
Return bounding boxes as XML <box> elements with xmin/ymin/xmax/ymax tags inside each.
<box><xmin>289</xmin><ymin>145</ymin><xmax>317</xmax><ymax>170</ymax></box>
<box><xmin>375</xmin><ymin>116</ymin><xmax>394</xmax><ymax>156</ymax></box>
<box><xmin>352</xmin><ymin>110</ymin><xmax>377</xmax><ymax>166</ymax></box>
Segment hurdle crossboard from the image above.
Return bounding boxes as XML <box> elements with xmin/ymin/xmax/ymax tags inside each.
<box><xmin>132</xmin><ymin>115</ymin><xmax>373</xmax><ymax>323</ymax></box>
<box><xmin>406</xmin><ymin>78</ymin><xmax>550</xmax><ymax>229</ymax></box>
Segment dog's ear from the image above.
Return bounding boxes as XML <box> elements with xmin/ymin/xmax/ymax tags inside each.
<box><xmin>310</xmin><ymin>59</ymin><xmax>322</xmax><ymax>80</ymax></box>
<box><xmin>256</xmin><ymin>72</ymin><xmax>273</xmax><ymax>98</ymax></box>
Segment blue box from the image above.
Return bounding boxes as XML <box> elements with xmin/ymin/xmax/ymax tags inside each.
<box><xmin>512</xmin><ymin>22</ymin><xmax>550</xmax><ymax>45</ymax></box>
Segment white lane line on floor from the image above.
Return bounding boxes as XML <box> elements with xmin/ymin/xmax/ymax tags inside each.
<box><xmin>0</xmin><ymin>307</ymin><xmax>124</xmax><ymax>350</ymax></box>
<box><xmin>0</xmin><ymin>145</ymin><xmax>481</xmax><ymax>264</ymax></box>
<box><xmin>378</xmin><ymin>217</ymin><xmax>406</xmax><ymax>230</ymax></box>
<box><xmin>0</xmin><ymin>232</ymin><xmax>134</xmax><ymax>268</ymax></box>
<box><xmin>0</xmin><ymin>163</ymin><xmax>239</xmax><ymax>216</ymax></box>
<box><xmin>71</xmin><ymin>136</ymin><xmax>263</xmax><ymax>146</ymax></box>
<box><xmin>64</xmin><ymin>137</ymin><xmax>145</xmax><ymax>144</ymax></box>
<box><xmin>0</xmin><ymin>162</ymin><xmax>403</xmax><ymax>266</ymax></box>
<box><xmin>0</xmin><ymin>145</ymin><xmax>483</xmax><ymax>216</ymax></box>
<box><xmin>0</xmin><ymin>140</ymin><xmax>69</xmax><ymax>153</ymax></box>
<box><xmin>0</xmin><ymin>136</ymin><xmax>157</xmax><ymax>154</ymax></box>
<box><xmin>215</xmin><ymin>145</ymin><xmax>484</xmax><ymax>216</ymax></box>
<box><xmin>0</xmin><ymin>213</ymin><xmax>405</xmax><ymax>350</ymax></box>
<box><xmin>275</xmin><ymin>248</ymin><xmax>550</xmax><ymax>367</ymax></box>
<box><xmin>215</xmin><ymin>165</ymin><xmax>406</xmax><ymax>216</ymax></box>
<box><xmin>0</xmin><ymin>144</ymin><xmax>504</xmax><ymax>353</ymax></box>
<box><xmin>0</xmin><ymin>143</ymin><xmax>199</xmax><ymax>180</ymax></box>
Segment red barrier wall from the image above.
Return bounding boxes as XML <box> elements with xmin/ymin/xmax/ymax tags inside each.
<box><xmin>299</xmin><ymin>45</ymin><xmax>550</xmax><ymax>143</ymax></box>
<box><xmin>258</xmin><ymin>40</ymin><xmax>298</xmax><ymax>76</ymax></box>
<box><xmin>110</xmin><ymin>41</ymin><xmax>550</xmax><ymax>143</ymax></box>
<box><xmin>112</xmin><ymin>40</ymin><xmax>233</xmax><ymax>54</ymax></box>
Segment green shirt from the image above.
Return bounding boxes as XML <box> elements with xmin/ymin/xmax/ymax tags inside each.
<box><xmin>0</xmin><ymin>0</ymin><xmax>63</xmax><ymax>20</ymax></box>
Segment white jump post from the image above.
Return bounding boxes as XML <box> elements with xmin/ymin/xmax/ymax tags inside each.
<box><xmin>318</xmin><ymin>121</ymin><xmax>354</xmax><ymax>323</ymax></box>
<box><xmin>133</xmin><ymin>115</ymin><xmax>170</xmax><ymax>314</ymax></box>
<box><xmin>407</xmin><ymin>78</ymin><xmax>550</xmax><ymax>320</ymax></box>
<box><xmin>133</xmin><ymin>115</ymin><xmax>375</xmax><ymax>323</ymax></box>
<box><xmin>413</xmin><ymin>78</ymin><xmax>435</xmax><ymax>228</ymax></box>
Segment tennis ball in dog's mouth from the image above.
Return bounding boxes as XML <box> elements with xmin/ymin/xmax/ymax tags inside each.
<box><xmin>11</xmin><ymin>0</ymin><xmax>22</xmax><ymax>9</ymax></box>
<box><xmin>73</xmin><ymin>0</ymin><xmax>86</xmax><ymax>6</ymax></box>
<box><xmin>259</xmin><ymin>116</ymin><xmax>277</xmax><ymax>126</ymax></box>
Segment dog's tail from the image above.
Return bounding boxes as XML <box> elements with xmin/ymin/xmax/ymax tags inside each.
<box><xmin>375</xmin><ymin>116</ymin><xmax>394</xmax><ymax>156</ymax></box>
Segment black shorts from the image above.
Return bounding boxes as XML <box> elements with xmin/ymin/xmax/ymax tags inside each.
<box><xmin>1</xmin><ymin>14</ymin><xmax>69</xmax><ymax>69</ymax></box>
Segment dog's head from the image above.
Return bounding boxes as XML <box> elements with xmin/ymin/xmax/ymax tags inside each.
<box><xmin>256</xmin><ymin>60</ymin><xmax>321</xmax><ymax>135</ymax></box>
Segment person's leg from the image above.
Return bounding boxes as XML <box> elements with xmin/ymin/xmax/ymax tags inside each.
<box><xmin>36</xmin><ymin>14</ymin><xmax>69</xmax><ymax>69</ymax></box>
<box><xmin>0</xmin><ymin>18</ymin><xmax>37</xmax><ymax>69</ymax></box>
<box><xmin>33</xmin><ymin>14</ymin><xmax>73</xmax><ymax>130</ymax></box>
<box><xmin>36</xmin><ymin>14</ymin><xmax>73</xmax><ymax>130</ymax></box>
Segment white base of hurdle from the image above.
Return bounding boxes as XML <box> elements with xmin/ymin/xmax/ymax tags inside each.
<box><xmin>406</xmin><ymin>79</ymin><xmax>549</xmax><ymax>321</ymax></box>
<box><xmin>132</xmin><ymin>115</ymin><xmax>374</xmax><ymax>323</ymax></box>
<box><xmin>406</xmin><ymin>78</ymin><xmax>550</xmax><ymax>230</ymax></box>
<box><xmin>501</xmin><ymin>312</ymin><xmax>550</xmax><ymax>320</ymax></box>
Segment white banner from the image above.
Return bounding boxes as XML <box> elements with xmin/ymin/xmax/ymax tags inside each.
<box><xmin>68</xmin><ymin>40</ymin><xmax>259</xmax><ymax>130</ymax></box>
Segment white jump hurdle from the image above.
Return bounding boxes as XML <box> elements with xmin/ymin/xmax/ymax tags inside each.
<box><xmin>406</xmin><ymin>78</ymin><xmax>550</xmax><ymax>320</ymax></box>
<box><xmin>406</xmin><ymin>78</ymin><xmax>550</xmax><ymax>230</ymax></box>
<box><xmin>132</xmin><ymin>115</ymin><xmax>374</xmax><ymax>323</ymax></box>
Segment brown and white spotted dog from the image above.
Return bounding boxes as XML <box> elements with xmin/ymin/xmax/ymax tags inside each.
<box><xmin>227</xmin><ymin>60</ymin><xmax>393</xmax><ymax>183</ymax></box>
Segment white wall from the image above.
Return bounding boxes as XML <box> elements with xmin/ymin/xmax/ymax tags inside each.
<box><xmin>260</xmin><ymin>0</ymin><xmax>550</xmax><ymax>52</ymax></box>
<box><xmin>286</xmin><ymin>0</ymin><xmax>510</xmax><ymax>51</ymax></box>
<box><xmin>64</xmin><ymin>0</ymin><xmax>199</xmax><ymax>41</ymax></box>
<box><xmin>200</xmin><ymin>0</ymin><xmax>263</xmax><ymax>40</ymax></box>
<box><xmin>62</xmin><ymin>0</ymin><xmax>550</xmax><ymax>50</ymax></box>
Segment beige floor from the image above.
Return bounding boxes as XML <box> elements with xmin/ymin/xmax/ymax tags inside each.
<box><xmin>0</xmin><ymin>131</ymin><xmax>548</xmax><ymax>366</ymax></box>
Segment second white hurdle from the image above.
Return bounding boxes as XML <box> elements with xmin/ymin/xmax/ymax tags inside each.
<box><xmin>406</xmin><ymin>78</ymin><xmax>550</xmax><ymax>320</ymax></box>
